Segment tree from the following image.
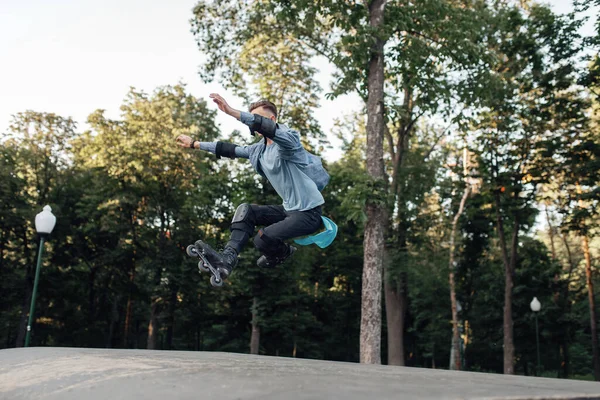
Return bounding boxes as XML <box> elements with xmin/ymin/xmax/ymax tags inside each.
<box><xmin>448</xmin><ymin>146</ymin><xmax>472</xmax><ymax>370</ymax></box>
<box><xmin>192</xmin><ymin>0</ymin><xmax>494</xmax><ymax>364</ymax></box>
<box><xmin>0</xmin><ymin>145</ymin><xmax>29</xmax><ymax>347</ymax></box>
<box><xmin>551</xmin><ymin>71</ymin><xmax>600</xmax><ymax>381</ymax></box>
<box><xmin>472</xmin><ymin>4</ymin><xmax>588</xmax><ymax>374</ymax></box>
<box><xmin>1</xmin><ymin>112</ymin><xmax>77</xmax><ymax>347</ymax></box>
<box><xmin>75</xmin><ymin>84</ymin><xmax>224</xmax><ymax>349</ymax></box>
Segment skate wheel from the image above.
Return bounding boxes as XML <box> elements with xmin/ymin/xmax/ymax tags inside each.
<box><xmin>186</xmin><ymin>245</ymin><xmax>197</xmax><ymax>257</ymax></box>
<box><xmin>198</xmin><ymin>261</ymin><xmax>210</xmax><ymax>272</ymax></box>
<box><xmin>210</xmin><ymin>275</ymin><xmax>223</xmax><ymax>287</ymax></box>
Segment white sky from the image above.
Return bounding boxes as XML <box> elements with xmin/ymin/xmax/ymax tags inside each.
<box><xmin>0</xmin><ymin>0</ymin><xmax>597</xmax><ymax>162</ymax></box>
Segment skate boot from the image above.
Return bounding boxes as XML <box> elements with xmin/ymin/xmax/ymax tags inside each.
<box><xmin>195</xmin><ymin>241</ymin><xmax>238</xmax><ymax>278</ymax></box>
<box><xmin>219</xmin><ymin>246</ymin><xmax>238</xmax><ymax>278</ymax></box>
<box><xmin>257</xmin><ymin>244</ymin><xmax>297</xmax><ymax>268</ymax></box>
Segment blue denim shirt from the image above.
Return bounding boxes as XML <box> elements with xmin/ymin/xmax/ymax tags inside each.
<box><xmin>200</xmin><ymin>112</ymin><xmax>329</xmax><ymax>211</ymax></box>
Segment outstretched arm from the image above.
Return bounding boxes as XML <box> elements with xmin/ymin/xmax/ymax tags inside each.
<box><xmin>176</xmin><ymin>135</ymin><xmax>250</xmax><ymax>159</ymax></box>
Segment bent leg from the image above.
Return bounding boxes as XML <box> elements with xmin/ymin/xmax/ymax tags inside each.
<box><xmin>253</xmin><ymin>207</ymin><xmax>322</xmax><ymax>259</ymax></box>
<box><xmin>226</xmin><ymin>204</ymin><xmax>287</xmax><ymax>254</ymax></box>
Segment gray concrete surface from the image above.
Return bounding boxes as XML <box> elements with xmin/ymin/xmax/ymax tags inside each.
<box><xmin>0</xmin><ymin>347</ymin><xmax>599</xmax><ymax>400</ymax></box>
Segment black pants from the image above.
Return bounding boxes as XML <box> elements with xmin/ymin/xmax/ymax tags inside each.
<box><xmin>227</xmin><ymin>204</ymin><xmax>322</xmax><ymax>257</ymax></box>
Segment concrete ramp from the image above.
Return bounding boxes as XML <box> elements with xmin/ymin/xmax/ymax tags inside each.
<box><xmin>0</xmin><ymin>347</ymin><xmax>599</xmax><ymax>399</ymax></box>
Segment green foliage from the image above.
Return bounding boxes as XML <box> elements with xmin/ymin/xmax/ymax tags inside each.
<box><xmin>191</xmin><ymin>1</ymin><xmax>325</xmax><ymax>148</ymax></box>
<box><xmin>1</xmin><ymin>0</ymin><xmax>600</xmax><ymax>382</ymax></box>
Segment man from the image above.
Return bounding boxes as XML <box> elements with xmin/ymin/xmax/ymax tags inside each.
<box><xmin>176</xmin><ymin>93</ymin><xmax>329</xmax><ymax>279</ymax></box>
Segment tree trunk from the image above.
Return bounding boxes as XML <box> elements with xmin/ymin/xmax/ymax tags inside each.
<box><xmin>561</xmin><ymin>339</ymin><xmax>570</xmax><ymax>378</ymax></box>
<box><xmin>165</xmin><ymin>285</ymin><xmax>178</xmax><ymax>350</ymax></box>
<box><xmin>15</xmin><ymin>284</ymin><xmax>32</xmax><ymax>348</ymax></box>
<box><xmin>384</xmin><ymin>108</ymin><xmax>411</xmax><ymax>367</ymax></box>
<box><xmin>545</xmin><ymin>207</ymin><xmax>557</xmax><ymax>260</ymax></box>
<box><xmin>384</xmin><ymin>265</ymin><xmax>406</xmax><ymax>365</ymax></box>
<box><xmin>5</xmin><ymin>320</ymin><xmax>13</xmax><ymax>348</ymax></box>
<box><xmin>560</xmin><ymin>233</ymin><xmax>576</xmax><ymax>379</ymax></box>
<box><xmin>88</xmin><ymin>267</ymin><xmax>97</xmax><ymax>324</ymax></box>
<box><xmin>123</xmin><ymin>268</ymin><xmax>135</xmax><ymax>348</ymax></box>
<box><xmin>250</xmin><ymin>297</ymin><xmax>260</xmax><ymax>355</ymax></box>
<box><xmin>106</xmin><ymin>294</ymin><xmax>121</xmax><ymax>348</ymax></box>
<box><xmin>506</xmin><ymin>219</ymin><xmax>518</xmax><ymax>375</ymax></box>
<box><xmin>0</xmin><ymin>230</ymin><xmax>5</xmax><ymax>278</ymax></box>
<box><xmin>494</xmin><ymin>192</ymin><xmax>516</xmax><ymax>375</ymax></box>
<box><xmin>449</xmin><ymin>183</ymin><xmax>470</xmax><ymax>370</ymax></box>
<box><xmin>196</xmin><ymin>326</ymin><xmax>201</xmax><ymax>351</ymax></box>
<box><xmin>360</xmin><ymin>0</ymin><xmax>387</xmax><ymax>365</ymax></box>
<box><xmin>124</xmin><ymin>213</ymin><xmax>139</xmax><ymax>348</ymax></box>
<box><xmin>147</xmin><ymin>297</ymin><xmax>160</xmax><ymax>350</ymax></box>
<box><xmin>583</xmin><ymin>235</ymin><xmax>600</xmax><ymax>381</ymax></box>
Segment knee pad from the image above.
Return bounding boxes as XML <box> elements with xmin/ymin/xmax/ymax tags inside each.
<box><xmin>231</xmin><ymin>203</ymin><xmax>254</xmax><ymax>235</ymax></box>
<box><xmin>253</xmin><ymin>229</ymin><xmax>285</xmax><ymax>256</ymax></box>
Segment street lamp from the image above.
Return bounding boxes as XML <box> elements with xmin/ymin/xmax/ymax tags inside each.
<box><xmin>24</xmin><ymin>205</ymin><xmax>56</xmax><ymax>347</ymax></box>
<box><xmin>530</xmin><ymin>296</ymin><xmax>542</xmax><ymax>375</ymax></box>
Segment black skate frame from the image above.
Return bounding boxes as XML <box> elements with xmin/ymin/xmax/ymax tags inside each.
<box><xmin>186</xmin><ymin>245</ymin><xmax>224</xmax><ymax>287</ymax></box>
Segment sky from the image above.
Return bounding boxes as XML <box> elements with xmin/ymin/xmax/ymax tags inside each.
<box><xmin>0</xmin><ymin>0</ymin><xmax>597</xmax><ymax>162</ymax></box>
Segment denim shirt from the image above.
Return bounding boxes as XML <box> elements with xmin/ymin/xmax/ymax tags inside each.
<box><xmin>237</xmin><ymin>112</ymin><xmax>329</xmax><ymax>192</ymax></box>
<box><xmin>199</xmin><ymin>112</ymin><xmax>329</xmax><ymax>211</ymax></box>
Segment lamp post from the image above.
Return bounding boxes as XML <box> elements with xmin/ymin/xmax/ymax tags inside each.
<box><xmin>24</xmin><ymin>205</ymin><xmax>56</xmax><ymax>347</ymax></box>
<box><xmin>530</xmin><ymin>296</ymin><xmax>541</xmax><ymax>375</ymax></box>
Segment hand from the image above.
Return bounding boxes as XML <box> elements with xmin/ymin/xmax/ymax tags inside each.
<box><xmin>176</xmin><ymin>134</ymin><xmax>194</xmax><ymax>148</ymax></box>
<box><xmin>209</xmin><ymin>93</ymin><xmax>240</xmax><ymax>119</ymax></box>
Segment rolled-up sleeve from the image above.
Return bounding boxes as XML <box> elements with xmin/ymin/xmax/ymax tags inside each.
<box><xmin>234</xmin><ymin>146</ymin><xmax>250</xmax><ymax>158</ymax></box>
<box><xmin>240</xmin><ymin>111</ymin><xmax>255</xmax><ymax>126</ymax></box>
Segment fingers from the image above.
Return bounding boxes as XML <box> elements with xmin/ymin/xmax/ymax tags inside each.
<box><xmin>175</xmin><ymin>134</ymin><xmax>191</xmax><ymax>148</ymax></box>
<box><xmin>209</xmin><ymin>93</ymin><xmax>227</xmax><ymax>107</ymax></box>
<box><xmin>209</xmin><ymin>93</ymin><xmax>235</xmax><ymax>116</ymax></box>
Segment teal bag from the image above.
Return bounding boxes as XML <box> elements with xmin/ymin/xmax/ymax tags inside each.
<box><xmin>294</xmin><ymin>216</ymin><xmax>338</xmax><ymax>249</ymax></box>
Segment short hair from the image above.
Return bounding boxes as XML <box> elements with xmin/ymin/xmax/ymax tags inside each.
<box><xmin>249</xmin><ymin>99</ymin><xmax>278</xmax><ymax>118</ymax></box>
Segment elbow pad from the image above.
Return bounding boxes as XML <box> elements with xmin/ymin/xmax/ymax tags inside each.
<box><xmin>249</xmin><ymin>114</ymin><xmax>277</xmax><ymax>138</ymax></box>
<box><xmin>215</xmin><ymin>141</ymin><xmax>238</xmax><ymax>159</ymax></box>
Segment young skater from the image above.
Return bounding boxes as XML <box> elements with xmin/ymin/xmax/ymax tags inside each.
<box><xmin>176</xmin><ymin>94</ymin><xmax>329</xmax><ymax>279</ymax></box>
